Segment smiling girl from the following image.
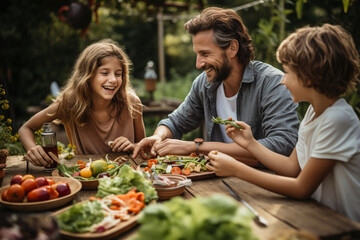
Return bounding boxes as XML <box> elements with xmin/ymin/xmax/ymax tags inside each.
<box><xmin>19</xmin><ymin>39</ymin><xmax>145</xmax><ymax>167</ymax></box>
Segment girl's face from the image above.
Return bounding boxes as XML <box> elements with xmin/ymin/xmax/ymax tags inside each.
<box><xmin>90</xmin><ymin>56</ymin><xmax>123</xmax><ymax>102</ymax></box>
<box><xmin>281</xmin><ymin>65</ymin><xmax>309</xmax><ymax>103</ymax></box>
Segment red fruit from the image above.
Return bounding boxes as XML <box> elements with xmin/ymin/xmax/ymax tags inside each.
<box><xmin>21</xmin><ymin>174</ymin><xmax>35</xmax><ymax>182</ymax></box>
<box><xmin>72</xmin><ymin>172</ymin><xmax>80</xmax><ymax>177</ymax></box>
<box><xmin>1</xmin><ymin>189</ymin><xmax>8</xmax><ymax>201</ymax></box>
<box><xmin>54</xmin><ymin>182</ymin><xmax>71</xmax><ymax>197</ymax></box>
<box><xmin>10</xmin><ymin>175</ymin><xmax>23</xmax><ymax>185</ymax></box>
<box><xmin>46</xmin><ymin>178</ymin><xmax>55</xmax><ymax>186</ymax></box>
<box><xmin>38</xmin><ymin>185</ymin><xmax>59</xmax><ymax>199</ymax></box>
<box><xmin>35</xmin><ymin>177</ymin><xmax>49</xmax><ymax>188</ymax></box>
<box><xmin>6</xmin><ymin>184</ymin><xmax>25</xmax><ymax>202</ymax></box>
<box><xmin>21</xmin><ymin>179</ymin><xmax>37</xmax><ymax>194</ymax></box>
<box><xmin>27</xmin><ymin>187</ymin><xmax>50</xmax><ymax>202</ymax></box>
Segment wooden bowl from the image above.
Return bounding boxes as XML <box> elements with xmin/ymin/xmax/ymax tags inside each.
<box><xmin>0</xmin><ymin>177</ymin><xmax>82</xmax><ymax>211</ymax></box>
<box><xmin>154</xmin><ymin>174</ymin><xmax>188</xmax><ymax>200</ymax></box>
<box><xmin>52</xmin><ymin>169</ymin><xmax>99</xmax><ymax>190</ymax></box>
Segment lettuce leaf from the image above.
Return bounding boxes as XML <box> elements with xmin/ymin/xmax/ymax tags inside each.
<box><xmin>56</xmin><ymin>200</ymin><xmax>104</xmax><ymax>233</ymax></box>
<box><xmin>96</xmin><ymin>164</ymin><xmax>158</xmax><ymax>203</ymax></box>
<box><xmin>135</xmin><ymin>194</ymin><xmax>257</xmax><ymax>240</ymax></box>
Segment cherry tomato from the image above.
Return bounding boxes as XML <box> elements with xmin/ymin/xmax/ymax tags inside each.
<box><xmin>147</xmin><ymin>159</ymin><xmax>157</xmax><ymax>168</ymax></box>
<box><xmin>171</xmin><ymin>166</ymin><xmax>182</xmax><ymax>175</ymax></box>
<box><xmin>6</xmin><ymin>184</ymin><xmax>25</xmax><ymax>202</ymax></box>
<box><xmin>77</xmin><ymin>160</ymin><xmax>86</xmax><ymax>169</ymax></box>
<box><xmin>21</xmin><ymin>179</ymin><xmax>37</xmax><ymax>194</ymax></box>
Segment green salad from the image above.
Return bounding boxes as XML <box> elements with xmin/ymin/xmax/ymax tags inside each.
<box><xmin>135</xmin><ymin>194</ymin><xmax>258</xmax><ymax>240</ymax></box>
<box><xmin>96</xmin><ymin>164</ymin><xmax>158</xmax><ymax>203</ymax></box>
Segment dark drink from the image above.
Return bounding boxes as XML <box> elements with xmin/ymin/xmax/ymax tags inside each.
<box><xmin>43</xmin><ymin>145</ymin><xmax>59</xmax><ymax>169</ymax></box>
<box><xmin>41</xmin><ymin>123</ymin><xmax>58</xmax><ymax>171</ymax></box>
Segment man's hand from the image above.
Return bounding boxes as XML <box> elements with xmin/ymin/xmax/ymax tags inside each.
<box><xmin>155</xmin><ymin>139</ymin><xmax>196</xmax><ymax>156</ymax></box>
<box><xmin>132</xmin><ymin>135</ymin><xmax>162</xmax><ymax>159</ymax></box>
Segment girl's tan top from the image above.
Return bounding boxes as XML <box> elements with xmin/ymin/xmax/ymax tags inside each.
<box><xmin>65</xmin><ymin>100</ymin><xmax>139</xmax><ymax>155</ymax></box>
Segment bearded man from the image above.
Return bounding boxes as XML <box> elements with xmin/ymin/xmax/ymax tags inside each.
<box><xmin>133</xmin><ymin>7</ymin><xmax>299</xmax><ymax>166</ymax></box>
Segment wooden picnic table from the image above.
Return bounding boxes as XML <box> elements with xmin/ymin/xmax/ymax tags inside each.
<box><xmin>1</xmin><ymin>153</ymin><xmax>360</xmax><ymax>240</ymax></box>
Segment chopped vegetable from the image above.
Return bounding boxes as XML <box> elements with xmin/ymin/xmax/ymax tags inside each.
<box><xmin>135</xmin><ymin>194</ymin><xmax>257</xmax><ymax>240</ymax></box>
<box><xmin>212</xmin><ymin>116</ymin><xmax>242</xmax><ymax>129</ymax></box>
<box><xmin>171</xmin><ymin>167</ymin><xmax>182</xmax><ymax>175</ymax></box>
<box><xmin>96</xmin><ymin>164</ymin><xmax>158</xmax><ymax>203</ymax></box>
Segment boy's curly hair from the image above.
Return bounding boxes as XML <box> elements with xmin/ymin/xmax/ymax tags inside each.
<box><xmin>276</xmin><ymin>24</ymin><xmax>360</xmax><ymax>98</ymax></box>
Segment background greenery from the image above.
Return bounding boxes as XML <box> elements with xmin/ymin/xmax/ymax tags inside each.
<box><xmin>1</xmin><ymin>0</ymin><xmax>359</xmax><ymax>153</ymax></box>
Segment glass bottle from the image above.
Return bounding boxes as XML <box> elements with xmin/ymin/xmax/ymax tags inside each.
<box><xmin>41</xmin><ymin>123</ymin><xmax>58</xmax><ymax>170</ymax></box>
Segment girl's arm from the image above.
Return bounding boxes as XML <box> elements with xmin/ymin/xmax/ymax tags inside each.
<box><xmin>18</xmin><ymin>104</ymin><xmax>59</xmax><ymax>166</ymax></box>
<box><xmin>134</xmin><ymin>110</ymin><xmax>146</xmax><ymax>143</ymax></box>
<box><xmin>208</xmin><ymin>150</ymin><xmax>336</xmax><ymax>199</ymax></box>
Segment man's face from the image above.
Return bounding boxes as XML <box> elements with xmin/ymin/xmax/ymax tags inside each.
<box><xmin>193</xmin><ymin>30</ymin><xmax>232</xmax><ymax>83</ymax></box>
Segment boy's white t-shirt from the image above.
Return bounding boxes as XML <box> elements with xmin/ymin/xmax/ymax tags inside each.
<box><xmin>216</xmin><ymin>82</ymin><xmax>237</xmax><ymax>143</ymax></box>
<box><xmin>296</xmin><ymin>98</ymin><xmax>360</xmax><ymax>222</ymax></box>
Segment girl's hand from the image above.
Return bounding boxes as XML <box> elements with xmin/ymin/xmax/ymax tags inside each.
<box><xmin>207</xmin><ymin>150</ymin><xmax>244</xmax><ymax>177</ymax></box>
<box><xmin>225</xmin><ymin>121</ymin><xmax>255</xmax><ymax>149</ymax></box>
<box><xmin>110</xmin><ymin>137</ymin><xmax>134</xmax><ymax>153</ymax></box>
<box><xmin>24</xmin><ymin>145</ymin><xmax>54</xmax><ymax>167</ymax></box>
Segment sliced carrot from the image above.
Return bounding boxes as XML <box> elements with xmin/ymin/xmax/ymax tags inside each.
<box><xmin>89</xmin><ymin>196</ymin><xmax>99</xmax><ymax>201</ymax></box>
<box><xmin>135</xmin><ymin>192</ymin><xmax>145</xmax><ymax>202</ymax></box>
<box><xmin>147</xmin><ymin>159</ymin><xmax>157</xmax><ymax>168</ymax></box>
<box><xmin>171</xmin><ymin>166</ymin><xmax>182</xmax><ymax>175</ymax></box>
<box><xmin>110</xmin><ymin>205</ymin><xmax>121</xmax><ymax>210</ymax></box>
<box><xmin>182</xmin><ymin>168</ymin><xmax>191</xmax><ymax>175</ymax></box>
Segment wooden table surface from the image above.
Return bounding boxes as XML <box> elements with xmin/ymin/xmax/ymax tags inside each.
<box><xmin>1</xmin><ymin>153</ymin><xmax>360</xmax><ymax>240</ymax></box>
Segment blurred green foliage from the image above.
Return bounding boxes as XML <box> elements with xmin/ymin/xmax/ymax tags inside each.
<box><xmin>0</xmin><ymin>0</ymin><xmax>359</xmax><ymax>141</ymax></box>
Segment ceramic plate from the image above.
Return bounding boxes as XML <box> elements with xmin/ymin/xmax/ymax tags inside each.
<box><xmin>0</xmin><ymin>177</ymin><xmax>82</xmax><ymax>211</ymax></box>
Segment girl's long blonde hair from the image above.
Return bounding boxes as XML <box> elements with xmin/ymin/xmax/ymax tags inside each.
<box><xmin>51</xmin><ymin>39</ymin><xmax>141</xmax><ymax>126</ymax></box>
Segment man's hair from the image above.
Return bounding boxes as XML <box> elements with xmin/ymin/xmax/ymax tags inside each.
<box><xmin>184</xmin><ymin>7</ymin><xmax>254</xmax><ymax>65</ymax></box>
<box><xmin>277</xmin><ymin>24</ymin><xmax>360</xmax><ymax>98</ymax></box>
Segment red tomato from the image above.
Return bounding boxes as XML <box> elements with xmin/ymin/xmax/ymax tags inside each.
<box><xmin>35</xmin><ymin>177</ymin><xmax>49</xmax><ymax>188</ymax></box>
<box><xmin>21</xmin><ymin>179</ymin><xmax>37</xmax><ymax>194</ymax></box>
<box><xmin>27</xmin><ymin>187</ymin><xmax>50</xmax><ymax>202</ymax></box>
<box><xmin>10</xmin><ymin>175</ymin><xmax>23</xmax><ymax>185</ymax></box>
<box><xmin>39</xmin><ymin>185</ymin><xmax>59</xmax><ymax>199</ymax></box>
<box><xmin>1</xmin><ymin>189</ymin><xmax>8</xmax><ymax>201</ymax></box>
<box><xmin>171</xmin><ymin>167</ymin><xmax>182</xmax><ymax>175</ymax></box>
<box><xmin>21</xmin><ymin>174</ymin><xmax>35</xmax><ymax>182</ymax></box>
<box><xmin>6</xmin><ymin>184</ymin><xmax>25</xmax><ymax>202</ymax></box>
<box><xmin>46</xmin><ymin>178</ymin><xmax>55</xmax><ymax>186</ymax></box>
<box><xmin>147</xmin><ymin>159</ymin><xmax>157</xmax><ymax>168</ymax></box>
<box><xmin>77</xmin><ymin>160</ymin><xmax>86</xmax><ymax>169</ymax></box>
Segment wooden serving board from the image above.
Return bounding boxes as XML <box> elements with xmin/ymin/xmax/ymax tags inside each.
<box><xmin>53</xmin><ymin>202</ymin><xmax>140</xmax><ymax>240</ymax></box>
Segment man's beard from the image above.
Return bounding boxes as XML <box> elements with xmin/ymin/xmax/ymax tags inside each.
<box><xmin>205</xmin><ymin>53</ymin><xmax>232</xmax><ymax>84</ymax></box>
